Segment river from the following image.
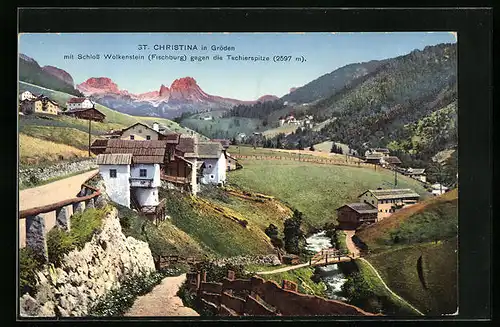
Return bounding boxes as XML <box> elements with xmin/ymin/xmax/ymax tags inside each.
<box><xmin>305</xmin><ymin>231</ymin><xmax>348</xmax><ymax>301</ymax></box>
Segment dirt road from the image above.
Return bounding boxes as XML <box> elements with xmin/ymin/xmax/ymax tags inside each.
<box><xmin>344</xmin><ymin>230</ymin><xmax>360</xmax><ymax>258</ymax></box>
<box><xmin>19</xmin><ymin>169</ymin><xmax>99</xmax><ymax>211</ymax></box>
<box><xmin>124</xmin><ymin>274</ymin><xmax>199</xmax><ymax>317</ymax></box>
<box><xmin>18</xmin><ymin>169</ymin><xmax>99</xmax><ymax>248</ymax></box>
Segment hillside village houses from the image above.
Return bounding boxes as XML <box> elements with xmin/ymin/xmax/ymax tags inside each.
<box><xmin>336</xmin><ymin>188</ymin><xmax>420</xmax><ymax>230</ymax></box>
<box><xmin>19</xmin><ymin>94</ymin><xmax>61</xmax><ymax>115</ymax></box>
<box><xmin>91</xmin><ymin>122</ymin><xmax>236</xmax><ymax>217</ymax></box>
<box><xmin>403</xmin><ymin>168</ymin><xmax>427</xmax><ymax>183</ymax></box>
<box><xmin>19</xmin><ymin>90</ymin><xmax>36</xmax><ymax>101</ymax></box>
<box><xmin>66</xmin><ymin>97</ymin><xmax>95</xmax><ymax>110</ymax></box>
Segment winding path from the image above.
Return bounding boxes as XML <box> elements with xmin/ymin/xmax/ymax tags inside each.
<box><xmin>124</xmin><ymin>274</ymin><xmax>199</xmax><ymax>317</ymax></box>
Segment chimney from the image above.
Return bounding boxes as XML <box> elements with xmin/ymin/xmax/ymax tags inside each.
<box><xmin>152</xmin><ymin>122</ymin><xmax>159</xmax><ymax>132</ymax></box>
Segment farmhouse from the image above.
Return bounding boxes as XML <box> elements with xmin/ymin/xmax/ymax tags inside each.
<box><xmin>336</xmin><ymin>203</ymin><xmax>378</xmax><ymax>230</ymax></box>
<box><xmin>198</xmin><ymin>141</ymin><xmax>227</xmax><ymax>186</ymax></box>
<box><xmin>66</xmin><ymin>97</ymin><xmax>95</xmax><ymax>110</ymax></box>
<box><xmin>63</xmin><ymin>106</ymin><xmax>106</xmax><ymax>122</ymax></box>
<box><xmin>226</xmin><ymin>153</ymin><xmax>242</xmax><ymax>171</ymax></box>
<box><xmin>211</xmin><ymin>139</ymin><xmax>231</xmax><ymax>149</ymax></box>
<box><xmin>364</xmin><ymin>152</ymin><xmax>384</xmax><ymax>164</ymax></box>
<box><xmin>370</xmin><ymin>148</ymin><xmax>390</xmax><ymax>156</ymax></box>
<box><xmin>164</xmin><ymin>135</ymin><xmax>202</xmax><ymax>195</ymax></box>
<box><xmin>96</xmin><ymin>141</ymin><xmax>167</xmax><ymax>221</ymax></box>
<box><xmin>19</xmin><ymin>95</ymin><xmax>60</xmax><ymax>115</ymax></box>
<box><xmin>358</xmin><ymin>188</ymin><xmax>420</xmax><ymax>220</ymax></box>
<box><xmin>19</xmin><ymin>90</ymin><xmax>36</xmax><ymax>101</ymax></box>
<box><xmin>379</xmin><ymin>156</ymin><xmax>402</xmax><ymax>168</ymax></box>
<box><xmin>404</xmin><ymin>168</ymin><xmax>427</xmax><ymax>183</ymax></box>
<box><xmin>430</xmin><ymin>183</ymin><xmax>449</xmax><ymax>196</ymax></box>
<box><xmin>119</xmin><ymin>122</ymin><xmax>164</xmax><ymax>141</ymax></box>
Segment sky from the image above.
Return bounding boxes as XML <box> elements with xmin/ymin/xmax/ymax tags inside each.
<box><xmin>18</xmin><ymin>32</ymin><xmax>456</xmax><ymax>101</ymax></box>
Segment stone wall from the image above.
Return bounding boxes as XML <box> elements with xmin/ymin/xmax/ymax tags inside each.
<box><xmin>19</xmin><ymin>158</ymin><xmax>97</xmax><ymax>186</ymax></box>
<box><xmin>19</xmin><ymin>207</ymin><xmax>156</xmax><ymax>317</ymax></box>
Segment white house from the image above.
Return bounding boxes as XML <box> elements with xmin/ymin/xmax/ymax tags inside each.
<box><xmin>430</xmin><ymin>183</ymin><xmax>449</xmax><ymax>196</ymax></box>
<box><xmin>67</xmin><ymin>97</ymin><xmax>95</xmax><ymax>110</ymax></box>
<box><xmin>96</xmin><ymin>140</ymin><xmax>168</xmax><ymax>213</ymax></box>
<box><xmin>197</xmin><ymin>141</ymin><xmax>226</xmax><ymax>186</ymax></box>
<box><xmin>19</xmin><ymin>90</ymin><xmax>36</xmax><ymax>101</ymax></box>
<box><xmin>97</xmin><ymin>153</ymin><xmax>133</xmax><ymax>208</ymax></box>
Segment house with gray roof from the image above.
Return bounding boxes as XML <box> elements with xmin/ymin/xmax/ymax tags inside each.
<box><xmin>197</xmin><ymin>141</ymin><xmax>227</xmax><ymax>186</ymax></box>
<box><xmin>336</xmin><ymin>203</ymin><xmax>378</xmax><ymax>230</ymax></box>
<box><xmin>358</xmin><ymin>188</ymin><xmax>420</xmax><ymax>220</ymax></box>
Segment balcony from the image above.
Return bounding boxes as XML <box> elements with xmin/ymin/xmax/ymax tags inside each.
<box><xmin>130</xmin><ymin>177</ymin><xmax>154</xmax><ymax>188</ymax></box>
<box><xmin>160</xmin><ymin>173</ymin><xmax>190</xmax><ymax>184</ymax></box>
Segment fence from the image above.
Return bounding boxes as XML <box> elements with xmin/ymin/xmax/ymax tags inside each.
<box><xmin>18</xmin><ymin>173</ymin><xmax>103</xmax><ymax>262</ymax></box>
<box><xmin>186</xmin><ymin>270</ymin><xmax>380</xmax><ymax>316</ymax></box>
<box><xmin>232</xmin><ymin>154</ymin><xmax>373</xmax><ymax>168</ymax></box>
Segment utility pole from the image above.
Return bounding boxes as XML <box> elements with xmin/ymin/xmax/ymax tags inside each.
<box><xmin>394</xmin><ymin>167</ymin><xmax>398</xmax><ymax>186</ymax></box>
<box><xmin>88</xmin><ymin>118</ymin><xmax>92</xmax><ymax>157</ymax></box>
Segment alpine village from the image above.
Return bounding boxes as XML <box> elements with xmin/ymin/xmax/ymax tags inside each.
<box><xmin>18</xmin><ymin>42</ymin><xmax>457</xmax><ymax>318</ymax></box>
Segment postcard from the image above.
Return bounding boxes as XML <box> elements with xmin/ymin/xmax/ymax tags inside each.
<box><xmin>18</xmin><ymin>31</ymin><xmax>458</xmax><ymax>318</ymax></box>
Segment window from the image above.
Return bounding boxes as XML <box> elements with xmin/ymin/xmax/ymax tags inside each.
<box><xmin>139</xmin><ymin>129</ymin><xmax>143</xmax><ymax>133</ymax></box>
<box><xmin>146</xmin><ymin>135</ymin><xmax>151</xmax><ymax>140</ymax></box>
<box><xmin>210</xmin><ymin>175</ymin><xmax>215</xmax><ymax>179</ymax></box>
<box><xmin>208</xmin><ymin>164</ymin><xmax>212</xmax><ymax>169</ymax></box>
<box><xmin>371</xmin><ymin>200</ymin><xmax>374</xmax><ymax>204</ymax></box>
<box><xmin>130</xmin><ymin>135</ymin><xmax>135</xmax><ymax>140</ymax></box>
<box><xmin>140</xmin><ymin>169</ymin><xmax>147</xmax><ymax>177</ymax></box>
<box><xmin>109</xmin><ymin>169</ymin><xmax>117</xmax><ymax>178</ymax></box>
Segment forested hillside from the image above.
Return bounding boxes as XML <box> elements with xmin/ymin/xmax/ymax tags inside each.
<box><xmin>19</xmin><ymin>54</ymin><xmax>83</xmax><ymax>97</ymax></box>
<box><xmin>281</xmin><ymin>60</ymin><xmax>388</xmax><ymax>105</ymax></box>
<box><xmin>262</xmin><ymin>43</ymin><xmax>457</xmax><ymax>175</ymax></box>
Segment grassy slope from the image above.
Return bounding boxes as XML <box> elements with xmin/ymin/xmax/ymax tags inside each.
<box><xmin>161</xmin><ymin>189</ymin><xmax>281</xmax><ymax>258</ymax></box>
<box><xmin>355</xmin><ymin>190</ymin><xmax>458</xmax><ymax>315</ymax></box>
<box><xmin>356</xmin><ymin>189</ymin><xmax>458</xmax><ymax>251</ymax></box>
<box><xmin>181</xmin><ymin>116</ymin><xmax>262</xmax><ymax>139</ymax></box>
<box><xmin>19</xmin><ymin>134</ymin><xmax>89</xmax><ymax>165</ymax></box>
<box><xmin>354</xmin><ymin>258</ymin><xmax>420</xmax><ymax>316</ymax></box>
<box><xmin>366</xmin><ymin>238</ymin><xmax>458</xmax><ymax>315</ymax></box>
<box><xmin>258</xmin><ymin>266</ymin><xmax>328</xmax><ymax>297</ymax></box>
<box><xmin>229</xmin><ymin>159</ymin><xmax>430</xmax><ymax>229</ymax></box>
<box><xmin>262</xmin><ymin>124</ymin><xmax>299</xmax><ymax>137</ymax></box>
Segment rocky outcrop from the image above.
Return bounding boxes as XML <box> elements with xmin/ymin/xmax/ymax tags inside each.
<box><xmin>19</xmin><ymin>207</ymin><xmax>156</xmax><ymax>317</ymax></box>
<box><xmin>19</xmin><ymin>158</ymin><xmax>97</xmax><ymax>186</ymax></box>
<box><xmin>42</xmin><ymin>66</ymin><xmax>75</xmax><ymax>87</ymax></box>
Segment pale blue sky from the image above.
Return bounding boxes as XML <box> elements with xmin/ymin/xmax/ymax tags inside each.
<box><xmin>19</xmin><ymin>32</ymin><xmax>456</xmax><ymax>101</ymax></box>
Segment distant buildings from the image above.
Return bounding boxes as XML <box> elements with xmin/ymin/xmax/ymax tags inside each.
<box><xmin>19</xmin><ymin>95</ymin><xmax>60</xmax><ymax>115</ymax></box>
<box><xmin>358</xmin><ymin>188</ymin><xmax>420</xmax><ymax>220</ymax></box>
<box><xmin>403</xmin><ymin>168</ymin><xmax>427</xmax><ymax>183</ymax></box>
<box><xmin>19</xmin><ymin>90</ymin><xmax>36</xmax><ymax>101</ymax></box>
<box><xmin>63</xmin><ymin>106</ymin><xmax>106</xmax><ymax>122</ymax></box>
<box><xmin>66</xmin><ymin>97</ymin><xmax>95</xmax><ymax>110</ymax></box>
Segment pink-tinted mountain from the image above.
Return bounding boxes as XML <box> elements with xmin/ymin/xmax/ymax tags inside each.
<box><xmin>76</xmin><ymin>76</ymin><xmax>278</xmax><ymax>118</ymax></box>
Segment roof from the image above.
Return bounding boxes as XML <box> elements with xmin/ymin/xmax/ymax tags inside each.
<box><xmin>371</xmin><ymin>148</ymin><xmax>390</xmax><ymax>153</ymax></box>
<box><xmin>96</xmin><ymin>153</ymin><xmax>132</xmax><ymax>165</ymax></box>
<box><xmin>337</xmin><ymin>203</ymin><xmax>378</xmax><ymax>214</ymax></box>
<box><xmin>365</xmin><ymin>153</ymin><xmax>383</xmax><ymax>160</ymax></box>
<box><xmin>211</xmin><ymin>139</ymin><xmax>231</xmax><ymax>148</ymax></box>
<box><xmin>176</xmin><ymin>136</ymin><xmax>198</xmax><ymax>157</ymax></box>
<box><xmin>382</xmin><ymin>156</ymin><xmax>402</xmax><ymax>164</ymax></box>
<box><xmin>197</xmin><ymin>142</ymin><xmax>223</xmax><ymax>159</ymax></box>
<box><xmin>103</xmin><ymin>139</ymin><xmax>168</xmax><ymax>164</ymax></box>
<box><xmin>360</xmin><ymin>189</ymin><xmax>420</xmax><ymax>200</ymax></box>
<box><xmin>121</xmin><ymin>122</ymin><xmax>161</xmax><ymax>135</ymax></box>
<box><xmin>66</xmin><ymin>107</ymin><xmax>105</xmax><ymax>115</ymax></box>
<box><xmin>407</xmin><ymin>168</ymin><xmax>425</xmax><ymax>175</ymax></box>
<box><xmin>67</xmin><ymin>97</ymin><xmax>90</xmax><ymax>104</ymax></box>
<box><xmin>164</xmin><ymin>133</ymin><xmax>181</xmax><ymax>144</ymax></box>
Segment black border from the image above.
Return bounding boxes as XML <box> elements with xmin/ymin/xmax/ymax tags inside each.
<box><xmin>14</xmin><ymin>7</ymin><xmax>493</xmax><ymax>324</ymax></box>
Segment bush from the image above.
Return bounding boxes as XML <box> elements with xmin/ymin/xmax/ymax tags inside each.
<box><xmin>196</xmin><ymin>261</ymin><xmax>252</xmax><ymax>283</ymax></box>
<box><xmin>47</xmin><ymin>227</ymin><xmax>77</xmax><ymax>266</ymax></box>
<box><xmin>88</xmin><ymin>271</ymin><xmax>167</xmax><ymax>317</ymax></box>
<box><xmin>47</xmin><ymin>207</ymin><xmax>107</xmax><ymax>267</ymax></box>
<box><xmin>19</xmin><ymin>247</ymin><xmax>45</xmax><ymax>296</ymax></box>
